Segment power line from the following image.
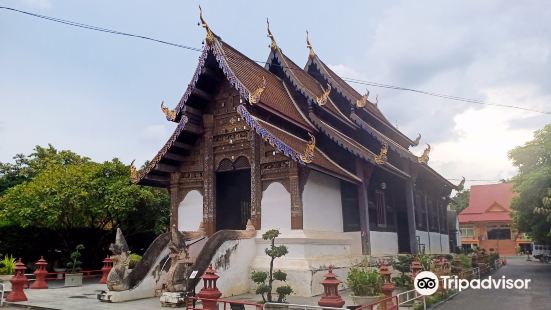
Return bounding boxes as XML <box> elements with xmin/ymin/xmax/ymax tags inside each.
<box><xmin>2</xmin><ymin>6</ymin><xmax>550</xmax><ymax>115</ymax></box>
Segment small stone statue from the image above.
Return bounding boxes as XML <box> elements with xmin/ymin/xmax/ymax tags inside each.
<box><xmin>106</xmin><ymin>228</ymin><xmax>131</xmax><ymax>291</ymax></box>
<box><xmin>164</xmin><ymin>225</ymin><xmax>194</xmax><ymax>293</ymax></box>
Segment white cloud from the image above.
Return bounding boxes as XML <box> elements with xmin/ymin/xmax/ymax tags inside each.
<box><xmin>428</xmin><ymin>85</ymin><xmax>548</xmax><ymax>187</ymax></box>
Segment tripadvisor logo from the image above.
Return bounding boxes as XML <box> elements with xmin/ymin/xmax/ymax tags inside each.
<box><xmin>414</xmin><ymin>271</ymin><xmax>531</xmax><ymax>295</ymax></box>
<box><xmin>414</xmin><ymin>271</ymin><xmax>439</xmax><ymax>296</ymax></box>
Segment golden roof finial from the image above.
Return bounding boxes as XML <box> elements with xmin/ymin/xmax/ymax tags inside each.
<box><xmin>456</xmin><ymin>177</ymin><xmax>466</xmax><ymax>191</ymax></box>
<box><xmin>412</xmin><ymin>133</ymin><xmax>421</xmax><ymax>146</ymax></box>
<box><xmin>130</xmin><ymin>160</ymin><xmax>139</xmax><ymax>183</ymax></box>
<box><xmin>248</xmin><ymin>77</ymin><xmax>267</xmax><ymax>104</ymax></box>
<box><xmin>417</xmin><ymin>144</ymin><xmax>431</xmax><ymax>164</ymax></box>
<box><xmin>306</xmin><ymin>30</ymin><xmax>315</xmax><ymax>58</ymax></box>
<box><xmin>356</xmin><ymin>89</ymin><xmax>370</xmax><ymax>108</ymax></box>
<box><xmin>199</xmin><ymin>6</ymin><xmax>215</xmax><ymax>45</ymax></box>
<box><xmin>374</xmin><ymin>142</ymin><xmax>388</xmax><ymax>165</ymax></box>
<box><xmin>300</xmin><ymin>133</ymin><xmax>316</xmax><ymax>164</ymax></box>
<box><xmin>267</xmin><ymin>18</ymin><xmax>277</xmax><ymax>50</ymax></box>
<box><xmin>161</xmin><ymin>101</ymin><xmax>176</xmax><ymax>121</ymax></box>
<box><xmin>316</xmin><ymin>84</ymin><xmax>331</xmax><ymax>106</ymax></box>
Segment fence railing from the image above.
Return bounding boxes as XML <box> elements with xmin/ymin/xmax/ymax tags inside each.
<box><xmin>264</xmin><ymin>302</ymin><xmax>347</xmax><ymax>310</ymax></box>
<box><xmin>0</xmin><ymin>283</ymin><xmax>4</xmax><ymax>307</ymax></box>
<box><xmin>396</xmin><ymin>289</ymin><xmax>426</xmax><ymax>308</ymax></box>
<box><xmin>186</xmin><ymin>297</ymin><xmax>262</xmax><ymax>310</ymax></box>
<box><xmin>24</xmin><ymin>270</ymin><xmax>103</xmax><ymax>282</ymax></box>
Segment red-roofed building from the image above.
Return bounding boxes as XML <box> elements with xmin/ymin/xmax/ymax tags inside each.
<box><xmin>458</xmin><ymin>183</ymin><xmax>531</xmax><ymax>255</ymax></box>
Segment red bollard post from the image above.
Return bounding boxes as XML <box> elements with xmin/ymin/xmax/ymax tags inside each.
<box><xmin>318</xmin><ymin>265</ymin><xmax>345</xmax><ymax>308</ymax></box>
<box><xmin>379</xmin><ymin>262</ymin><xmax>395</xmax><ymax>299</ymax></box>
<box><xmin>6</xmin><ymin>259</ymin><xmax>28</xmax><ymax>302</ymax></box>
<box><xmin>197</xmin><ymin>264</ymin><xmax>222</xmax><ymax>310</ymax></box>
<box><xmin>99</xmin><ymin>256</ymin><xmax>113</xmax><ymax>284</ymax></box>
<box><xmin>31</xmin><ymin>256</ymin><xmax>48</xmax><ymax>289</ymax></box>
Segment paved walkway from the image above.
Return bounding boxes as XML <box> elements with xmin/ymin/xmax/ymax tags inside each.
<box><xmin>439</xmin><ymin>256</ymin><xmax>551</xmax><ymax>310</ymax></box>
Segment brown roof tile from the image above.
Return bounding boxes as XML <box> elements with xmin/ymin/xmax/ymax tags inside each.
<box><xmin>218</xmin><ymin>41</ymin><xmax>313</xmax><ymax>130</ymax></box>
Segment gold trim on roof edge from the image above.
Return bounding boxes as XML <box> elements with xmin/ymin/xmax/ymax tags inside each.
<box><xmin>248</xmin><ymin>77</ymin><xmax>267</xmax><ymax>104</ymax></box>
<box><xmin>299</xmin><ymin>132</ymin><xmax>316</xmax><ymax>164</ymax></box>
<box><xmin>161</xmin><ymin>101</ymin><xmax>176</xmax><ymax>121</ymax></box>
<box><xmin>316</xmin><ymin>84</ymin><xmax>331</xmax><ymax>106</ymax></box>
<box><xmin>374</xmin><ymin>142</ymin><xmax>389</xmax><ymax>165</ymax></box>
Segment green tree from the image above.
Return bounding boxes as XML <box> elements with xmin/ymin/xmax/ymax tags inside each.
<box><xmin>0</xmin><ymin>145</ymin><xmax>169</xmax><ymax>242</ymax></box>
<box><xmin>449</xmin><ymin>189</ymin><xmax>470</xmax><ymax>213</ymax></box>
<box><xmin>508</xmin><ymin>124</ymin><xmax>551</xmax><ymax>243</ymax></box>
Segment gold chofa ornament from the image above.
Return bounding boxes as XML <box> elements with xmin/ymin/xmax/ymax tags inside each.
<box><xmin>300</xmin><ymin>133</ymin><xmax>316</xmax><ymax>164</ymax></box>
<box><xmin>374</xmin><ymin>142</ymin><xmax>388</xmax><ymax>165</ymax></box>
<box><xmin>412</xmin><ymin>133</ymin><xmax>421</xmax><ymax>146</ymax></box>
<box><xmin>316</xmin><ymin>84</ymin><xmax>331</xmax><ymax>106</ymax></box>
<box><xmin>456</xmin><ymin>177</ymin><xmax>466</xmax><ymax>191</ymax></box>
<box><xmin>248</xmin><ymin>77</ymin><xmax>267</xmax><ymax>104</ymax></box>
<box><xmin>356</xmin><ymin>89</ymin><xmax>370</xmax><ymax>108</ymax></box>
<box><xmin>161</xmin><ymin>101</ymin><xmax>176</xmax><ymax>121</ymax></box>
<box><xmin>199</xmin><ymin>6</ymin><xmax>215</xmax><ymax>45</ymax></box>
<box><xmin>267</xmin><ymin>19</ymin><xmax>277</xmax><ymax>50</ymax></box>
<box><xmin>306</xmin><ymin>30</ymin><xmax>315</xmax><ymax>58</ymax></box>
<box><xmin>417</xmin><ymin>144</ymin><xmax>431</xmax><ymax>164</ymax></box>
<box><xmin>130</xmin><ymin>160</ymin><xmax>139</xmax><ymax>183</ymax></box>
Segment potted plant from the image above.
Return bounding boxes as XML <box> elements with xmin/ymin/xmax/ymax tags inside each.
<box><xmin>128</xmin><ymin>253</ymin><xmax>142</xmax><ymax>269</ymax></box>
<box><xmin>65</xmin><ymin>244</ymin><xmax>85</xmax><ymax>287</ymax></box>
<box><xmin>346</xmin><ymin>267</ymin><xmax>383</xmax><ymax>306</ymax></box>
<box><xmin>0</xmin><ymin>254</ymin><xmax>16</xmax><ymax>291</ymax></box>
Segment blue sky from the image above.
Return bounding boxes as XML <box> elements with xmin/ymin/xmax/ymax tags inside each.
<box><xmin>1</xmin><ymin>0</ymin><xmax>550</xmax><ymax>187</ymax></box>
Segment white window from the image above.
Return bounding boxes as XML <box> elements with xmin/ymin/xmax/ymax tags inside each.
<box><xmin>460</xmin><ymin>227</ymin><xmax>474</xmax><ymax>238</ymax></box>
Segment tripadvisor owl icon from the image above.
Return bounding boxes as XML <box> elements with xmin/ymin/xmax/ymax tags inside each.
<box><xmin>414</xmin><ymin>271</ymin><xmax>439</xmax><ymax>296</ymax></box>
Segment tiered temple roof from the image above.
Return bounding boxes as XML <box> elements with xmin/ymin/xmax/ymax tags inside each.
<box><xmin>136</xmin><ymin>14</ymin><xmax>456</xmax><ymax>191</ymax></box>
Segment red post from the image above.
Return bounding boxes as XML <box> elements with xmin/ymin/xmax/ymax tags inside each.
<box><xmin>31</xmin><ymin>256</ymin><xmax>48</xmax><ymax>289</ymax></box>
<box><xmin>410</xmin><ymin>259</ymin><xmax>423</xmax><ymax>277</ymax></box>
<box><xmin>99</xmin><ymin>256</ymin><xmax>113</xmax><ymax>284</ymax></box>
<box><xmin>197</xmin><ymin>264</ymin><xmax>222</xmax><ymax>310</ymax></box>
<box><xmin>318</xmin><ymin>265</ymin><xmax>345</xmax><ymax>308</ymax></box>
<box><xmin>379</xmin><ymin>262</ymin><xmax>395</xmax><ymax>299</ymax></box>
<box><xmin>6</xmin><ymin>259</ymin><xmax>28</xmax><ymax>302</ymax></box>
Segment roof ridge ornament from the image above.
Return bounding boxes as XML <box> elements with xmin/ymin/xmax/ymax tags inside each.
<box><xmin>356</xmin><ymin>89</ymin><xmax>370</xmax><ymax>108</ymax></box>
<box><xmin>248</xmin><ymin>77</ymin><xmax>267</xmax><ymax>104</ymax></box>
<box><xmin>374</xmin><ymin>142</ymin><xmax>388</xmax><ymax>165</ymax></box>
<box><xmin>130</xmin><ymin>160</ymin><xmax>139</xmax><ymax>183</ymax></box>
<box><xmin>412</xmin><ymin>133</ymin><xmax>421</xmax><ymax>146</ymax></box>
<box><xmin>316</xmin><ymin>84</ymin><xmax>331</xmax><ymax>106</ymax></box>
<box><xmin>306</xmin><ymin>30</ymin><xmax>315</xmax><ymax>58</ymax></box>
<box><xmin>417</xmin><ymin>144</ymin><xmax>431</xmax><ymax>164</ymax></box>
<box><xmin>267</xmin><ymin>18</ymin><xmax>277</xmax><ymax>50</ymax></box>
<box><xmin>455</xmin><ymin>177</ymin><xmax>466</xmax><ymax>191</ymax></box>
<box><xmin>198</xmin><ymin>6</ymin><xmax>215</xmax><ymax>45</ymax></box>
<box><xmin>161</xmin><ymin>101</ymin><xmax>176</xmax><ymax>121</ymax></box>
<box><xmin>300</xmin><ymin>133</ymin><xmax>316</xmax><ymax>164</ymax></box>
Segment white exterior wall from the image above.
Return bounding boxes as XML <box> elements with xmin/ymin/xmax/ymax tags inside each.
<box><xmin>261</xmin><ymin>182</ymin><xmax>291</xmax><ymax>231</ymax></box>
<box><xmin>416</xmin><ymin>230</ymin><xmax>450</xmax><ymax>254</ymax></box>
<box><xmin>302</xmin><ymin>171</ymin><xmax>343</xmax><ymax>232</ymax></box>
<box><xmin>178</xmin><ymin>190</ymin><xmax>203</xmax><ymax>231</ymax></box>
<box><xmin>195</xmin><ymin>238</ymin><xmax>257</xmax><ymax>297</ymax></box>
<box><xmin>370</xmin><ymin>231</ymin><xmax>398</xmax><ymax>255</ymax></box>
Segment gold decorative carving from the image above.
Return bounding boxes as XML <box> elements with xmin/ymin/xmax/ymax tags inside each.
<box><xmin>248</xmin><ymin>77</ymin><xmax>266</xmax><ymax>104</ymax></box>
<box><xmin>267</xmin><ymin>18</ymin><xmax>277</xmax><ymax>50</ymax></box>
<box><xmin>417</xmin><ymin>144</ymin><xmax>431</xmax><ymax>164</ymax></box>
<box><xmin>412</xmin><ymin>133</ymin><xmax>421</xmax><ymax>146</ymax></box>
<box><xmin>356</xmin><ymin>89</ymin><xmax>370</xmax><ymax>108</ymax></box>
<box><xmin>456</xmin><ymin>177</ymin><xmax>466</xmax><ymax>191</ymax></box>
<box><xmin>374</xmin><ymin>142</ymin><xmax>388</xmax><ymax>165</ymax></box>
<box><xmin>306</xmin><ymin>30</ymin><xmax>315</xmax><ymax>58</ymax></box>
<box><xmin>129</xmin><ymin>160</ymin><xmax>139</xmax><ymax>183</ymax></box>
<box><xmin>299</xmin><ymin>133</ymin><xmax>316</xmax><ymax>164</ymax></box>
<box><xmin>160</xmin><ymin>101</ymin><xmax>176</xmax><ymax>121</ymax></box>
<box><xmin>316</xmin><ymin>84</ymin><xmax>331</xmax><ymax>106</ymax></box>
<box><xmin>199</xmin><ymin>6</ymin><xmax>215</xmax><ymax>45</ymax></box>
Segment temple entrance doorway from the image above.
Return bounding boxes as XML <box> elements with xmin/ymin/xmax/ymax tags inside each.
<box><xmin>215</xmin><ymin>157</ymin><xmax>251</xmax><ymax>231</ymax></box>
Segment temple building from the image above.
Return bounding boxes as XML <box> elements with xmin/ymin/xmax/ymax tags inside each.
<box><xmin>128</xmin><ymin>12</ymin><xmax>459</xmax><ymax>297</ymax></box>
<box><xmin>458</xmin><ymin>183</ymin><xmax>531</xmax><ymax>255</ymax></box>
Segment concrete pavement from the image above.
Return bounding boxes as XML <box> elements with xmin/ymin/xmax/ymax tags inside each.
<box><xmin>438</xmin><ymin>256</ymin><xmax>551</xmax><ymax>310</ymax></box>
